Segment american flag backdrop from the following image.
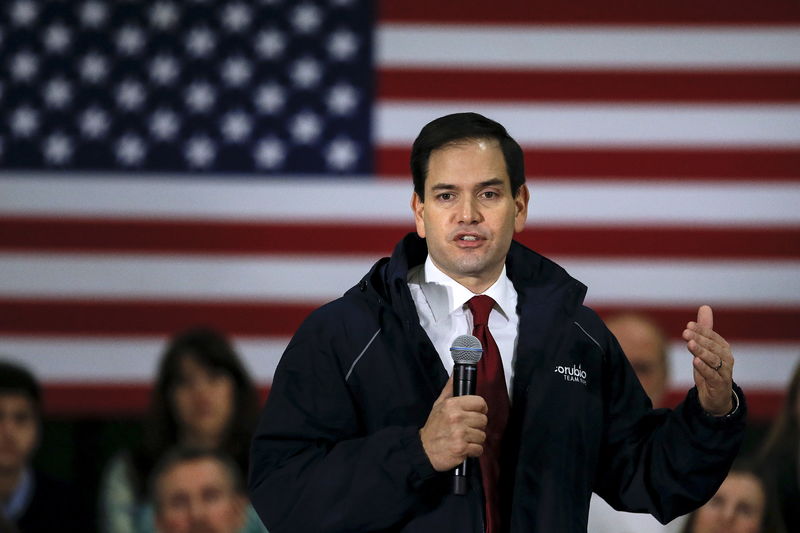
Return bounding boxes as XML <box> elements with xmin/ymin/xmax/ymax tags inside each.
<box><xmin>0</xmin><ymin>0</ymin><xmax>798</xmax><ymax>420</ymax></box>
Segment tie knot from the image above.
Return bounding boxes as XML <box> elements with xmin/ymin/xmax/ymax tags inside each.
<box><xmin>468</xmin><ymin>295</ymin><xmax>495</xmax><ymax>327</ymax></box>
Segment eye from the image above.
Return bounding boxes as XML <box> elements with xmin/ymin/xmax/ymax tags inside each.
<box><xmin>437</xmin><ymin>192</ymin><xmax>454</xmax><ymax>201</ymax></box>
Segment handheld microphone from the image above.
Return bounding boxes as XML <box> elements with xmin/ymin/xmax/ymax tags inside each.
<box><xmin>449</xmin><ymin>334</ymin><xmax>483</xmax><ymax>495</ymax></box>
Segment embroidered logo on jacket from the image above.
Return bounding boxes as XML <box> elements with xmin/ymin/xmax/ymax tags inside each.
<box><xmin>554</xmin><ymin>364</ymin><xmax>587</xmax><ymax>385</ymax></box>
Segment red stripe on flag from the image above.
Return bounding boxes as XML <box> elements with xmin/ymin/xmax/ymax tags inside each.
<box><xmin>379</xmin><ymin>0</ymin><xmax>800</xmax><ymax>25</ymax></box>
<box><xmin>377</xmin><ymin>147</ymin><xmax>800</xmax><ymax>179</ymax></box>
<box><xmin>594</xmin><ymin>306</ymin><xmax>800</xmax><ymax>343</ymax></box>
<box><xmin>379</xmin><ymin>69</ymin><xmax>800</xmax><ymax>103</ymax></box>
<box><xmin>3</xmin><ymin>217</ymin><xmax>797</xmax><ymax>259</ymax></box>
<box><xmin>2</xmin><ymin>217</ymin><xmax>799</xmax><ymax>259</ymax></box>
<box><xmin>42</xmin><ymin>383</ymin><xmax>271</xmax><ymax>417</ymax></box>
<box><xmin>2</xmin><ymin>299</ymin><xmax>798</xmax><ymax>341</ymax></box>
<box><xmin>40</xmin><ymin>382</ymin><xmax>786</xmax><ymax>420</ymax></box>
<box><xmin>0</xmin><ymin>299</ymin><xmax>315</xmax><ymax>337</ymax></box>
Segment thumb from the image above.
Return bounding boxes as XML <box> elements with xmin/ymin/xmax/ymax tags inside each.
<box><xmin>436</xmin><ymin>374</ymin><xmax>454</xmax><ymax>403</ymax></box>
<box><xmin>697</xmin><ymin>305</ymin><xmax>714</xmax><ymax>329</ymax></box>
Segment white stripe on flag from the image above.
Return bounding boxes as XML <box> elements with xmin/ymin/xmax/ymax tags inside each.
<box><xmin>378</xmin><ymin>25</ymin><xmax>800</xmax><ymax>69</ymax></box>
<box><xmin>377</xmin><ymin>103</ymin><xmax>800</xmax><ymax>146</ymax></box>
<box><xmin>2</xmin><ymin>176</ymin><xmax>799</xmax><ymax>226</ymax></box>
<box><xmin>0</xmin><ymin>336</ymin><xmax>288</xmax><ymax>383</ymax></box>
<box><xmin>2</xmin><ymin>335</ymin><xmax>796</xmax><ymax>388</ymax></box>
<box><xmin>2</xmin><ymin>253</ymin><xmax>799</xmax><ymax>305</ymax></box>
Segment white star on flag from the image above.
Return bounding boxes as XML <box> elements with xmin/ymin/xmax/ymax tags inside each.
<box><xmin>79</xmin><ymin>107</ymin><xmax>111</xmax><ymax>139</ymax></box>
<box><xmin>221</xmin><ymin>111</ymin><xmax>252</xmax><ymax>143</ymax></box>
<box><xmin>186</xmin><ymin>27</ymin><xmax>216</xmax><ymax>58</ymax></box>
<box><xmin>254</xmin><ymin>83</ymin><xmax>286</xmax><ymax>114</ymax></box>
<box><xmin>43</xmin><ymin>132</ymin><xmax>73</xmax><ymax>165</ymax></box>
<box><xmin>255</xmin><ymin>28</ymin><xmax>285</xmax><ymax>59</ymax></box>
<box><xmin>184</xmin><ymin>135</ymin><xmax>216</xmax><ymax>168</ymax></box>
<box><xmin>222</xmin><ymin>3</ymin><xmax>252</xmax><ymax>33</ymax></box>
<box><xmin>116</xmin><ymin>26</ymin><xmax>146</xmax><ymax>56</ymax></box>
<box><xmin>291</xmin><ymin>4</ymin><xmax>322</xmax><ymax>33</ymax></box>
<box><xmin>254</xmin><ymin>137</ymin><xmax>286</xmax><ymax>169</ymax></box>
<box><xmin>115</xmin><ymin>134</ymin><xmax>147</xmax><ymax>166</ymax></box>
<box><xmin>150</xmin><ymin>109</ymin><xmax>180</xmax><ymax>141</ymax></box>
<box><xmin>43</xmin><ymin>24</ymin><xmax>71</xmax><ymax>53</ymax></box>
<box><xmin>80</xmin><ymin>1</ymin><xmax>109</xmax><ymax>28</ymax></box>
<box><xmin>289</xmin><ymin>111</ymin><xmax>322</xmax><ymax>144</ymax></box>
<box><xmin>10</xmin><ymin>106</ymin><xmax>39</xmax><ymax>137</ymax></box>
<box><xmin>290</xmin><ymin>58</ymin><xmax>323</xmax><ymax>89</ymax></box>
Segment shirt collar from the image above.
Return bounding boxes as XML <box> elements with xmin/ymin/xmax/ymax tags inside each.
<box><xmin>420</xmin><ymin>256</ymin><xmax>514</xmax><ymax>322</ymax></box>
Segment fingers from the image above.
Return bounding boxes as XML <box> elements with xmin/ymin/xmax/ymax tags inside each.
<box><xmin>683</xmin><ymin>320</ymin><xmax>732</xmax><ymax>375</ymax></box>
<box><xmin>697</xmin><ymin>304</ymin><xmax>714</xmax><ymax>329</ymax></box>
<box><xmin>420</xmin><ymin>389</ymin><xmax>489</xmax><ymax>472</ymax></box>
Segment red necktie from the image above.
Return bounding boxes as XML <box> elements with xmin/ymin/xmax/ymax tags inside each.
<box><xmin>468</xmin><ymin>295</ymin><xmax>510</xmax><ymax>533</ymax></box>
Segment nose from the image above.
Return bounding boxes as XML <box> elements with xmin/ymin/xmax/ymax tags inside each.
<box><xmin>718</xmin><ymin>504</ymin><xmax>736</xmax><ymax>524</ymax></box>
<box><xmin>188</xmin><ymin>498</ymin><xmax>208</xmax><ymax>522</ymax></box>
<box><xmin>457</xmin><ymin>196</ymin><xmax>481</xmax><ymax>224</ymax></box>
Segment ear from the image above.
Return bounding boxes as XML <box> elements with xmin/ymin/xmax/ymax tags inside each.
<box><xmin>513</xmin><ymin>184</ymin><xmax>530</xmax><ymax>233</ymax></box>
<box><xmin>411</xmin><ymin>192</ymin><xmax>426</xmax><ymax>238</ymax></box>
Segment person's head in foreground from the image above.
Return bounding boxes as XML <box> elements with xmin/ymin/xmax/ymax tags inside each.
<box><xmin>151</xmin><ymin>447</ymin><xmax>247</xmax><ymax>533</ymax></box>
<box><xmin>605</xmin><ymin>312</ymin><xmax>669</xmax><ymax>408</ymax></box>
<box><xmin>0</xmin><ymin>360</ymin><xmax>40</xmax><ymax>484</ymax></box>
<box><xmin>680</xmin><ymin>459</ymin><xmax>785</xmax><ymax>533</ymax></box>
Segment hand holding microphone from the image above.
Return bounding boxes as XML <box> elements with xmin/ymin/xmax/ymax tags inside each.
<box><xmin>418</xmin><ymin>335</ymin><xmax>487</xmax><ymax>494</ymax></box>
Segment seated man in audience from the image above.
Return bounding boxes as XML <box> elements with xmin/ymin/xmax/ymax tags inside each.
<box><xmin>0</xmin><ymin>360</ymin><xmax>82</xmax><ymax>532</ymax></box>
<box><xmin>588</xmin><ymin>313</ymin><xmax>687</xmax><ymax>533</ymax></box>
<box><xmin>151</xmin><ymin>448</ymin><xmax>265</xmax><ymax>533</ymax></box>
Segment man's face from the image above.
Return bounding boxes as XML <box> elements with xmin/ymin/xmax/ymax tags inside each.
<box><xmin>607</xmin><ymin>317</ymin><xmax>668</xmax><ymax>407</ymax></box>
<box><xmin>412</xmin><ymin>139</ymin><xmax>528</xmax><ymax>292</ymax></box>
<box><xmin>155</xmin><ymin>458</ymin><xmax>246</xmax><ymax>533</ymax></box>
<box><xmin>0</xmin><ymin>394</ymin><xmax>38</xmax><ymax>474</ymax></box>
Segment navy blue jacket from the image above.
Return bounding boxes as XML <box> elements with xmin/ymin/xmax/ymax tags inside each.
<box><xmin>250</xmin><ymin>234</ymin><xmax>746</xmax><ymax>533</ymax></box>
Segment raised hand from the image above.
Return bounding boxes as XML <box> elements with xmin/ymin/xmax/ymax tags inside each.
<box><xmin>683</xmin><ymin>305</ymin><xmax>734</xmax><ymax>416</ymax></box>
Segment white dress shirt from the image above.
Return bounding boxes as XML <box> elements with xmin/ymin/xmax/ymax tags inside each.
<box><xmin>407</xmin><ymin>256</ymin><xmax>519</xmax><ymax>397</ymax></box>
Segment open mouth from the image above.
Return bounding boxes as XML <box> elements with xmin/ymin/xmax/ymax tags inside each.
<box><xmin>454</xmin><ymin>232</ymin><xmax>485</xmax><ymax>245</ymax></box>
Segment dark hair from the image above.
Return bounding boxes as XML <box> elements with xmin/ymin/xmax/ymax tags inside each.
<box><xmin>410</xmin><ymin>112</ymin><xmax>525</xmax><ymax>201</ymax></box>
<box><xmin>0</xmin><ymin>359</ymin><xmax>42</xmax><ymax>416</ymax></box>
<box><xmin>679</xmin><ymin>458</ymin><xmax>786</xmax><ymax>533</ymax></box>
<box><xmin>149</xmin><ymin>447</ymin><xmax>244</xmax><ymax>510</ymax></box>
<box><xmin>133</xmin><ymin>327</ymin><xmax>260</xmax><ymax>497</ymax></box>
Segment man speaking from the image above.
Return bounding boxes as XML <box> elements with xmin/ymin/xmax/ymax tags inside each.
<box><xmin>249</xmin><ymin>113</ymin><xmax>745</xmax><ymax>532</ymax></box>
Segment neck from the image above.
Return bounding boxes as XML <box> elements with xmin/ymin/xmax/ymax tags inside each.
<box><xmin>0</xmin><ymin>467</ymin><xmax>24</xmax><ymax>503</ymax></box>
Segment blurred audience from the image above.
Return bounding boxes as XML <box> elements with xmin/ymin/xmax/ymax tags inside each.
<box><xmin>99</xmin><ymin>327</ymin><xmax>264</xmax><ymax>533</ymax></box>
<box><xmin>679</xmin><ymin>459</ymin><xmax>785</xmax><ymax>533</ymax></box>
<box><xmin>0</xmin><ymin>360</ymin><xmax>83</xmax><ymax>532</ymax></box>
<box><xmin>151</xmin><ymin>448</ymin><xmax>262</xmax><ymax>533</ymax></box>
<box><xmin>588</xmin><ymin>312</ymin><xmax>685</xmax><ymax>533</ymax></box>
<box><xmin>756</xmin><ymin>360</ymin><xmax>800</xmax><ymax>532</ymax></box>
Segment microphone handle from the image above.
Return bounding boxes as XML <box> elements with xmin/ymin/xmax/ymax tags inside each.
<box><xmin>452</xmin><ymin>363</ymin><xmax>477</xmax><ymax>495</ymax></box>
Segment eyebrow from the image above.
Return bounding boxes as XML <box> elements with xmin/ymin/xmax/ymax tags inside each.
<box><xmin>430</xmin><ymin>178</ymin><xmax>506</xmax><ymax>191</ymax></box>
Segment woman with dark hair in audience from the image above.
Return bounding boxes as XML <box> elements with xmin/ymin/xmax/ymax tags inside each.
<box><xmin>99</xmin><ymin>326</ymin><xmax>265</xmax><ymax>533</ymax></box>
<box><xmin>756</xmin><ymin>360</ymin><xmax>800</xmax><ymax>533</ymax></box>
<box><xmin>679</xmin><ymin>459</ymin><xmax>785</xmax><ymax>533</ymax></box>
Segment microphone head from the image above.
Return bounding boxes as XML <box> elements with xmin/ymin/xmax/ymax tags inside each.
<box><xmin>450</xmin><ymin>334</ymin><xmax>483</xmax><ymax>364</ymax></box>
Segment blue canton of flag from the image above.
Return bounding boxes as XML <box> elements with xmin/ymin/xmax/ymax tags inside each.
<box><xmin>0</xmin><ymin>0</ymin><xmax>373</xmax><ymax>174</ymax></box>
